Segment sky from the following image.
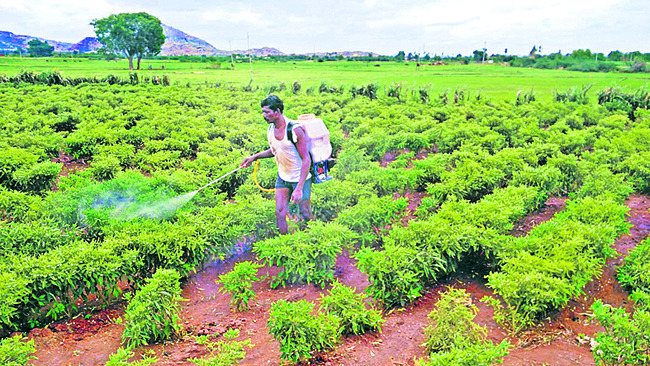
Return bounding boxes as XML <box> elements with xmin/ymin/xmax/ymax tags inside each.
<box><xmin>0</xmin><ymin>0</ymin><xmax>647</xmax><ymax>57</ymax></box>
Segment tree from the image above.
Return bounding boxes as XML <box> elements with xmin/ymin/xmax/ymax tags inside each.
<box><xmin>607</xmin><ymin>50</ymin><xmax>623</xmax><ymax>61</ymax></box>
<box><xmin>27</xmin><ymin>39</ymin><xmax>54</xmax><ymax>57</ymax></box>
<box><xmin>91</xmin><ymin>12</ymin><xmax>165</xmax><ymax>70</ymax></box>
<box><xmin>473</xmin><ymin>50</ymin><xmax>485</xmax><ymax>62</ymax></box>
<box><xmin>395</xmin><ymin>50</ymin><xmax>405</xmax><ymax>61</ymax></box>
<box><xmin>570</xmin><ymin>49</ymin><xmax>592</xmax><ymax>59</ymax></box>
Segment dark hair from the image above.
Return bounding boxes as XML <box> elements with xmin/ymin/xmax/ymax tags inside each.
<box><xmin>261</xmin><ymin>95</ymin><xmax>284</xmax><ymax>113</ymax></box>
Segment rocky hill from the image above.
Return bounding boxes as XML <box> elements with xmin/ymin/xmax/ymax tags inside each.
<box><xmin>160</xmin><ymin>24</ymin><xmax>228</xmax><ymax>56</ymax></box>
<box><xmin>0</xmin><ymin>30</ymin><xmax>74</xmax><ymax>53</ymax></box>
<box><xmin>70</xmin><ymin>37</ymin><xmax>103</xmax><ymax>53</ymax></box>
<box><xmin>0</xmin><ymin>25</ymin><xmax>235</xmax><ymax>56</ymax></box>
<box><xmin>232</xmin><ymin>47</ymin><xmax>284</xmax><ymax>57</ymax></box>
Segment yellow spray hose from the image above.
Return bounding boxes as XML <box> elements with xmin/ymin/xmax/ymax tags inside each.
<box><xmin>254</xmin><ymin>160</ymin><xmax>276</xmax><ymax>193</ymax></box>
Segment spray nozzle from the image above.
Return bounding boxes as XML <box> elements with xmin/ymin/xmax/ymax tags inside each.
<box><xmin>196</xmin><ymin>166</ymin><xmax>243</xmax><ymax>192</ymax></box>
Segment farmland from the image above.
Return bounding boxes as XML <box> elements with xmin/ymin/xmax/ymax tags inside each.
<box><xmin>1</xmin><ymin>58</ymin><xmax>650</xmax><ymax>365</ymax></box>
<box><xmin>2</xmin><ymin>57</ymin><xmax>649</xmax><ymax>100</ymax></box>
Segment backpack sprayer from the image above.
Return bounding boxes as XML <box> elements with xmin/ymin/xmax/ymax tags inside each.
<box><xmin>197</xmin><ymin>114</ymin><xmax>334</xmax><ymax>195</ymax></box>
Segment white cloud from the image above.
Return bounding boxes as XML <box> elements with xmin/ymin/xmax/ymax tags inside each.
<box><xmin>0</xmin><ymin>0</ymin><xmax>646</xmax><ymax>55</ymax></box>
<box><xmin>0</xmin><ymin>0</ymin><xmax>27</xmax><ymax>11</ymax></box>
<box><xmin>202</xmin><ymin>6</ymin><xmax>272</xmax><ymax>26</ymax></box>
<box><xmin>367</xmin><ymin>0</ymin><xmax>625</xmax><ymax>30</ymax></box>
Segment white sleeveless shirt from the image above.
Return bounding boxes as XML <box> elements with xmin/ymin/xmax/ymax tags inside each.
<box><xmin>267</xmin><ymin>120</ymin><xmax>311</xmax><ymax>182</ymax></box>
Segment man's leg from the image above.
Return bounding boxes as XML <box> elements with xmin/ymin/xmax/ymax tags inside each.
<box><xmin>299</xmin><ymin>199</ymin><xmax>314</xmax><ymax>222</ymax></box>
<box><xmin>275</xmin><ymin>188</ymin><xmax>290</xmax><ymax>234</ymax></box>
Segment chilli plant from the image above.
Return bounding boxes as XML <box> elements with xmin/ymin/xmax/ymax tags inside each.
<box><xmin>216</xmin><ymin>261</ymin><xmax>264</xmax><ymax>311</ymax></box>
<box><xmin>122</xmin><ymin>268</ymin><xmax>185</xmax><ymax>349</ymax></box>
<box><xmin>320</xmin><ymin>281</ymin><xmax>384</xmax><ymax>336</ymax></box>
<box><xmin>268</xmin><ymin>299</ymin><xmax>340</xmax><ymax>364</ymax></box>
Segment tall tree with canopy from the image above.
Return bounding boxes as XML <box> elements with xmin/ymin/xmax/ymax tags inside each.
<box><xmin>27</xmin><ymin>39</ymin><xmax>54</xmax><ymax>57</ymax></box>
<box><xmin>91</xmin><ymin>12</ymin><xmax>165</xmax><ymax>70</ymax></box>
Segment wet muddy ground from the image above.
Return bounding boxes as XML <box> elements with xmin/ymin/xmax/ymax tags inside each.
<box><xmin>24</xmin><ymin>194</ymin><xmax>650</xmax><ymax>366</ymax></box>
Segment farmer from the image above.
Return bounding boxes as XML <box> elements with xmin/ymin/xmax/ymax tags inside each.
<box><xmin>241</xmin><ymin>95</ymin><xmax>313</xmax><ymax>234</ymax></box>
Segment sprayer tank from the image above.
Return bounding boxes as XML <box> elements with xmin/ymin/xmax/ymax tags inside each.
<box><xmin>297</xmin><ymin>114</ymin><xmax>331</xmax><ymax>162</ymax></box>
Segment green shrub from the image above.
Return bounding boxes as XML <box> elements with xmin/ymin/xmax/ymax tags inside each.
<box><xmin>105</xmin><ymin>220</ymin><xmax>208</xmax><ymax>278</ymax></box>
<box><xmin>591</xmin><ymin>300</ymin><xmax>650</xmax><ymax>366</ymax></box>
<box><xmin>411</xmin><ymin>154</ymin><xmax>452</xmax><ymax>191</ymax></box>
<box><xmin>310</xmin><ymin>179</ymin><xmax>374</xmax><ymax>221</ymax></box>
<box><xmin>91</xmin><ymin>154</ymin><xmax>122</xmax><ymax>180</ymax></box>
<box><xmin>0</xmin><ymin>188</ymin><xmax>43</xmax><ymax>223</ymax></box>
<box><xmin>105</xmin><ymin>347</ymin><xmax>158</xmax><ymax>366</ymax></box>
<box><xmin>417</xmin><ymin>341</ymin><xmax>511</xmax><ymax>366</ymax></box>
<box><xmin>511</xmin><ymin>165</ymin><xmax>562</xmax><ymax>194</ymax></box>
<box><xmin>320</xmin><ymin>281</ymin><xmax>384</xmax><ymax>336</ymax></box>
<box><xmin>122</xmin><ymin>268</ymin><xmax>185</xmax><ymax>348</ymax></box>
<box><xmin>575</xmin><ymin>166</ymin><xmax>633</xmax><ymax>203</ymax></box>
<box><xmin>12</xmin><ymin>161</ymin><xmax>62</xmax><ymax>193</ymax></box>
<box><xmin>0</xmin><ymin>335</ymin><xmax>36</xmax><ymax>366</ymax></box>
<box><xmin>423</xmin><ymin>288</ymin><xmax>486</xmax><ymax>353</ymax></box>
<box><xmin>136</xmin><ymin>150</ymin><xmax>181</xmax><ymax>173</ymax></box>
<box><xmin>253</xmin><ymin>221</ymin><xmax>356</xmax><ymax>288</ymax></box>
<box><xmin>426</xmin><ymin>157</ymin><xmax>506</xmax><ymax>205</ymax></box>
<box><xmin>335</xmin><ymin>195</ymin><xmax>407</xmax><ymax>246</ymax></box>
<box><xmin>618</xmin><ymin>238</ymin><xmax>650</xmax><ymax>293</ymax></box>
<box><xmin>95</xmin><ymin>144</ymin><xmax>136</xmax><ymax>168</ymax></box>
<box><xmin>554</xmin><ymin>85</ymin><xmax>592</xmax><ymax>104</ymax></box>
<box><xmin>419</xmin><ymin>288</ymin><xmax>511</xmax><ymax>366</ymax></box>
<box><xmin>331</xmin><ymin>145</ymin><xmax>372</xmax><ymax>180</ymax></box>
<box><xmin>189</xmin><ymin>328</ymin><xmax>252</xmax><ymax>366</ymax></box>
<box><xmin>268</xmin><ymin>299</ymin><xmax>340</xmax><ymax>364</ymax></box>
<box><xmin>358</xmin><ymin>186</ymin><xmax>542</xmax><ymax>308</ymax></box>
<box><xmin>183</xmin><ymin>193</ymin><xmax>276</xmax><ymax>257</ymax></box>
<box><xmin>547</xmin><ymin>153</ymin><xmax>590</xmax><ymax>194</ymax></box>
<box><xmin>0</xmin><ymin>148</ymin><xmax>39</xmax><ymax>189</ymax></box>
<box><xmin>347</xmin><ymin>163</ymin><xmax>417</xmax><ymax>197</ymax></box>
<box><xmin>0</xmin><ymin>273</ymin><xmax>30</xmax><ymax>333</ymax></box>
<box><xmin>355</xmin><ymin>243</ymin><xmax>433</xmax><ymax>308</ymax></box>
<box><xmin>488</xmin><ymin>195</ymin><xmax>628</xmax><ymax>326</ymax></box>
<box><xmin>0</xmin><ymin>220</ymin><xmax>76</xmax><ymax>256</ymax></box>
<box><xmin>2</xmin><ymin>238</ymin><xmax>142</xmax><ymax>331</ymax></box>
<box><xmin>480</xmin><ymin>295</ymin><xmax>533</xmax><ymax>336</ymax></box>
<box><xmin>216</xmin><ymin>261</ymin><xmax>263</xmax><ymax>311</ymax></box>
<box><xmin>618</xmin><ymin>152</ymin><xmax>650</xmax><ymax>194</ymax></box>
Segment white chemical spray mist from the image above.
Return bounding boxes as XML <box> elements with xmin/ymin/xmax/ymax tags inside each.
<box><xmin>91</xmin><ymin>166</ymin><xmax>243</xmax><ymax>221</ymax></box>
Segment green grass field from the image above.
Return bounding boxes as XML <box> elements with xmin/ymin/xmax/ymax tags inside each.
<box><xmin>1</xmin><ymin>56</ymin><xmax>648</xmax><ymax>101</ymax></box>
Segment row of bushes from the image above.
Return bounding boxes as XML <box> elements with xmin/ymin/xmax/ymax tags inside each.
<box><xmin>354</xmin><ymin>185</ymin><xmax>545</xmax><ymax>308</ymax></box>
<box><xmin>2</xmin><ymin>79</ymin><xmax>650</xmax><ymax>345</ymax></box>
<box><xmin>0</xmin><ymin>71</ymin><xmax>170</xmax><ymax>87</ymax></box>
<box><xmin>2</xmin><ymin>81</ymin><xmax>648</xmax><ymax>200</ymax></box>
<box><xmin>487</xmin><ymin>192</ymin><xmax>630</xmax><ymax>327</ymax></box>
<box><xmin>0</xmin><ymin>171</ymin><xmax>276</xmax><ymax>334</ymax></box>
<box><xmin>587</xmin><ymin>237</ymin><xmax>650</xmax><ymax>365</ymax></box>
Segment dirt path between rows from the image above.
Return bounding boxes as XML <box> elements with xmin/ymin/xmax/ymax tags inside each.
<box><xmin>25</xmin><ymin>194</ymin><xmax>650</xmax><ymax>366</ymax></box>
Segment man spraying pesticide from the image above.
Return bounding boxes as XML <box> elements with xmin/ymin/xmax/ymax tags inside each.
<box><xmin>241</xmin><ymin>95</ymin><xmax>333</xmax><ymax>235</ymax></box>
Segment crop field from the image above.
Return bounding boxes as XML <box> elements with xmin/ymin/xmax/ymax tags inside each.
<box><xmin>1</xmin><ymin>60</ymin><xmax>650</xmax><ymax>365</ymax></box>
<box><xmin>1</xmin><ymin>56</ymin><xmax>649</xmax><ymax>100</ymax></box>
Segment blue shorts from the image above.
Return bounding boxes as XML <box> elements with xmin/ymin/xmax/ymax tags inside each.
<box><xmin>275</xmin><ymin>175</ymin><xmax>312</xmax><ymax>201</ymax></box>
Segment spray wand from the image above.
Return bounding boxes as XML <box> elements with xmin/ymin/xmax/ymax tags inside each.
<box><xmin>197</xmin><ymin>166</ymin><xmax>243</xmax><ymax>192</ymax></box>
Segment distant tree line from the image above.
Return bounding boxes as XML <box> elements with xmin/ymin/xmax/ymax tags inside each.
<box><xmin>8</xmin><ymin>32</ymin><xmax>649</xmax><ymax>74</ymax></box>
<box><xmin>504</xmin><ymin>49</ymin><xmax>649</xmax><ymax>73</ymax></box>
<box><xmin>437</xmin><ymin>48</ymin><xmax>649</xmax><ymax>73</ymax></box>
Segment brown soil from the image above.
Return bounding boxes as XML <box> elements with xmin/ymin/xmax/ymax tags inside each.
<box><xmin>51</xmin><ymin>150</ymin><xmax>88</xmax><ymax>192</ymax></box>
<box><xmin>380</xmin><ymin>149</ymin><xmax>430</xmax><ymax>168</ymax></box>
<box><xmin>24</xmin><ymin>194</ymin><xmax>650</xmax><ymax>366</ymax></box>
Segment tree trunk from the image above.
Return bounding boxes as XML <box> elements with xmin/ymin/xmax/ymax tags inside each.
<box><xmin>137</xmin><ymin>56</ymin><xmax>142</xmax><ymax>70</ymax></box>
<box><xmin>128</xmin><ymin>56</ymin><xmax>134</xmax><ymax>70</ymax></box>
